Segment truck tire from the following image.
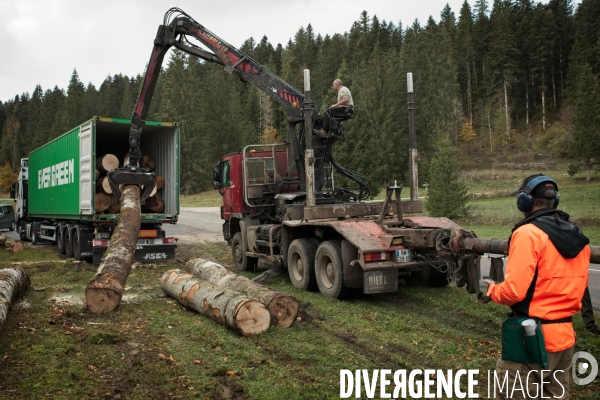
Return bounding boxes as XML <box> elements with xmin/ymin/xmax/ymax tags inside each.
<box><xmin>287</xmin><ymin>238</ymin><xmax>318</xmax><ymax>291</ymax></box>
<box><xmin>56</xmin><ymin>225</ymin><xmax>66</xmax><ymax>255</ymax></box>
<box><xmin>73</xmin><ymin>229</ymin><xmax>83</xmax><ymax>261</ymax></box>
<box><xmin>315</xmin><ymin>240</ymin><xmax>349</xmax><ymax>299</ymax></box>
<box><xmin>231</xmin><ymin>232</ymin><xmax>258</xmax><ymax>272</ymax></box>
<box><xmin>65</xmin><ymin>227</ymin><xmax>74</xmax><ymax>258</ymax></box>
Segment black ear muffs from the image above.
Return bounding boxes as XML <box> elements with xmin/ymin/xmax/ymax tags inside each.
<box><xmin>516</xmin><ymin>175</ymin><xmax>559</xmax><ymax>212</ymax></box>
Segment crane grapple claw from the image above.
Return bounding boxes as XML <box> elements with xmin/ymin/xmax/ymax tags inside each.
<box><xmin>107</xmin><ymin>165</ymin><xmax>156</xmax><ymax>203</ymax></box>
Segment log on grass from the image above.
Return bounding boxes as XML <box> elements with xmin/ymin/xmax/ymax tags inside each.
<box><xmin>160</xmin><ymin>269</ymin><xmax>270</xmax><ymax>336</ymax></box>
<box><xmin>95</xmin><ymin>192</ymin><xmax>111</xmax><ymax>213</ymax></box>
<box><xmin>185</xmin><ymin>258</ymin><xmax>298</xmax><ymax>327</ymax></box>
<box><xmin>96</xmin><ymin>176</ymin><xmax>112</xmax><ymax>194</ymax></box>
<box><xmin>85</xmin><ymin>185</ymin><xmax>141</xmax><ymax>314</ymax></box>
<box><xmin>8</xmin><ymin>241</ymin><xmax>24</xmax><ymax>253</ymax></box>
<box><xmin>96</xmin><ymin>154</ymin><xmax>119</xmax><ymax>174</ymax></box>
<box><xmin>0</xmin><ymin>267</ymin><xmax>30</xmax><ymax>332</ymax></box>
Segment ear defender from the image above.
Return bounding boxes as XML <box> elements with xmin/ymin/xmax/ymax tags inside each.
<box><xmin>516</xmin><ymin>175</ymin><xmax>559</xmax><ymax>212</ymax></box>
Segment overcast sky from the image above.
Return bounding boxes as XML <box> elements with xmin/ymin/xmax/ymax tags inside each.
<box><xmin>0</xmin><ymin>0</ymin><xmax>579</xmax><ymax>104</ymax></box>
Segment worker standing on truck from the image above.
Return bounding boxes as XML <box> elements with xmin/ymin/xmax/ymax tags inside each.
<box><xmin>484</xmin><ymin>174</ymin><xmax>590</xmax><ymax>400</ymax></box>
<box><xmin>319</xmin><ymin>79</ymin><xmax>354</xmax><ymax>134</ymax></box>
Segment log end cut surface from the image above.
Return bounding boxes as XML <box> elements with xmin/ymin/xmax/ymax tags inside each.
<box><xmin>268</xmin><ymin>295</ymin><xmax>299</xmax><ymax>327</ymax></box>
<box><xmin>85</xmin><ymin>279</ymin><xmax>124</xmax><ymax>314</ymax></box>
<box><xmin>234</xmin><ymin>300</ymin><xmax>270</xmax><ymax>336</ymax></box>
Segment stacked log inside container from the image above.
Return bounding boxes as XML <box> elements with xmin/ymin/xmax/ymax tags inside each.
<box><xmin>95</xmin><ymin>154</ymin><xmax>165</xmax><ymax>214</ymax></box>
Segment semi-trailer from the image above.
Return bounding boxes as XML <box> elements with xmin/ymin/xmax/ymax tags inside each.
<box><xmin>10</xmin><ymin>116</ymin><xmax>180</xmax><ymax>264</ymax></box>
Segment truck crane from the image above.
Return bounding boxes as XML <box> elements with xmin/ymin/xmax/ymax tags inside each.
<box><xmin>110</xmin><ymin>8</ymin><xmax>600</xmax><ymax>300</ymax></box>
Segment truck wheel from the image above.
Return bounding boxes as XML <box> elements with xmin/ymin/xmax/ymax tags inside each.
<box><xmin>18</xmin><ymin>221</ymin><xmax>27</xmax><ymax>241</ymax></box>
<box><xmin>315</xmin><ymin>240</ymin><xmax>348</xmax><ymax>299</ymax></box>
<box><xmin>9</xmin><ymin>221</ymin><xmax>15</xmax><ymax>232</ymax></box>
<box><xmin>56</xmin><ymin>226</ymin><xmax>66</xmax><ymax>255</ymax></box>
<box><xmin>73</xmin><ymin>229</ymin><xmax>83</xmax><ymax>261</ymax></box>
<box><xmin>287</xmin><ymin>238</ymin><xmax>318</xmax><ymax>291</ymax></box>
<box><xmin>65</xmin><ymin>228</ymin><xmax>74</xmax><ymax>258</ymax></box>
<box><xmin>231</xmin><ymin>232</ymin><xmax>257</xmax><ymax>272</ymax></box>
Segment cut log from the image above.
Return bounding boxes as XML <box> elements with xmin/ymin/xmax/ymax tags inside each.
<box><xmin>185</xmin><ymin>258</ymin><xmax>298</xmax><ymax>327</ymax></box>
<box><xmin>0</xmin><ymin>267</ymin><xmax>30</xmax><ymax>332</ymax></box>
<box><xmin>155</xmin><ymin>175</ymin><xmax>164</xmax><ymax>190</ymax></box>
<box><xmin>96</xmin><ymin>154</ymin><xmax>119</xmax><ymax>174</ymax></box>
<box><xmin>140</xmin><ymin>155</ymin><xmax>155</xmax><ymax>171</ymax></box>
<box><xmin>85</xmin><ymin>185</ymin><xmax>141</xmax><ymax>314</ymax></box>
<box><xmin>106</xmin><ymin>195</ymin><xmax>121</xmax><ymax>214</ymax></box>
<box><xmin>96</xmin><ymin>176</ymin><xmax>112</xmax><ymax>194</ymax></box>
<box><xmin>143</xmin><ymin>192</ymin><xmax>164</xmax><ymax>213</ymax></box>
<box><xmin>123</xmin><ymin>153</ymin><xmax>129</xmax><ymax>167</ymax></box>
<box><xmin>8</xmin><ymin>241</ymin><xmax>24</xmax><ymax>253</ymax></box>
<box><xmin>160</xmin><ymin>269</ymin><xmax>270</xmax><ymax>336</ymax></box>
<box><xmin>95</xmin><ymin>192</ymin><xmax>111</xmax><ymax>213</ymax></box>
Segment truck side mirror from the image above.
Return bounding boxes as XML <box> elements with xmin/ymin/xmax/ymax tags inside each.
<box><xmin>9</xmin><ymin>183</ymin><xmax>16</xmax><ymax>201</ymax></box>
<box><xmin>213</xmin><ymin>163</ymin><xmax>221</xmax><ymax>189</ymax></box>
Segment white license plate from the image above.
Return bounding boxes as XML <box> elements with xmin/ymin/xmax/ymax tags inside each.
<box><xmin>396</xmin><ymin>249</ymin><xmax>412</xmax><ymax>262</ymax></box>
<box><xmin>137</xmin><ymin>239</ymin><xmax>154</xmax><ymax>245</ymax></box>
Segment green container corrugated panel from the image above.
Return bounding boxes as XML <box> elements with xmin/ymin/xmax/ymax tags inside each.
<box><xmin>28</xmin><ymin>116</ymin><xmax>180</xmax><ymax>222</ymax></box>
<box><xmin>29</xmin><ymin>125</ymin><xmax>82</xmax><ymax>218</ymax></box>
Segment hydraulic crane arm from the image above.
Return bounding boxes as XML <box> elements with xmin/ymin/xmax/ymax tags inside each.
<box><xmin>108</xmin><ymin>8</ymin><xmax>313</xmax><ymax>200</ymax></box>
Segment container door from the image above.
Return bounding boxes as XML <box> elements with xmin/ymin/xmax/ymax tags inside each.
<box><xmin>79</xmin><ymin>121</ymin><xmax>94</xmax><ymax>215</ymax></box>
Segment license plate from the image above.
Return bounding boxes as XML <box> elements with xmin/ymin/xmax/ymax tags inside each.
<box><xmin>137</xmin><ymin>239</ymin><xmax>154</xmax><ymax>245</ymax></box>
<box><xmin>97</xmin><ymin>232</ymin><xmax>110</xmax><ymax>239</ymax></box>
<box><xmin>396</xmin><ymin>249</ymin><xmax>412</xmax><ymax>262</ymax></box>
<box><xmin>364</xmin><ymin>270</ymin><xmax>398</xmax><ymax>294</ymax></box>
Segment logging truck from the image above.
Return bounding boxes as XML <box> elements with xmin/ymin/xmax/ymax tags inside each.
<box><xmin>10</xmin><ymin>116</ymin><xmax>179</xmax><ymax>265</ymax></box>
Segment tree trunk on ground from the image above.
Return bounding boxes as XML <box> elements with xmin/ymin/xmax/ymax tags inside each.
<box><xmin>96</xmin><ymin>154</ymin><xmax>119</xmax><ymax>174</ymax></box>
<box><xmin>185</xmin><ymin>258</ymin><xmax>298</xmax><ymax>327</ymax></box>
<box><xmin>85</xmin><ymin>185</ymin><xmax>141</xmax><ymax>314</ymax></box>
<box><xmin>8</xmin><ymin>241</ymin><xmax>24</xmax><ymax>253</ymax></box>
<box><xmin>95</xmin><ymin>193</ymin><xmax>111</xmax><ymax>213</ymax></box>
<box><xmin>160</xmin><ymin>269</ymin><xmax>270</xmax><ymax>336</ymax></box>
<box><xmin>143</xmin><ymin>192</ymin><xmax>164</xmax><ymax>213</ymax></box>
<box><xmin>0</xmin><ymin>267</ymin><xmax>30</xmax><ymax>332</ymax></box>
<box><xmin>96</xmin><ymin>176</ymin><xmax>112</xmax><ymax>194</ymax></box>
<box><xmin>140</xmin><ymin>155</ymin><xmax>155</xmax><ymax>171</ymax></box>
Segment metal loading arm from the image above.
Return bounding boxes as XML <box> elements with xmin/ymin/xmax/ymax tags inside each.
<box><xmin>109</xmin><ymin>7</ymin><xmax>315</xmax><ymax>199</ymax></box>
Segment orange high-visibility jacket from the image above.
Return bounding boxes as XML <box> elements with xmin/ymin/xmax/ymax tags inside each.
<box><xmin>489</xmin><ymin>223</ymin><xmax>590</xmax><ymax>352</ymax></box>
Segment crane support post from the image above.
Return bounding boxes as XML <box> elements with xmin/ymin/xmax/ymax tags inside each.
<box><xmin>303</xmin><ymin>69</ymin><xmax>316</xmax><ymax>209</ymax></box>
<box><xmin>407</xmin><ymin>73</ymin><xmax>419</xmax><ymax>202</ymax></box>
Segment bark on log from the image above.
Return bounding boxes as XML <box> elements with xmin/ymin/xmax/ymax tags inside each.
<box><xmin>95</xmin><ymin>169</ymin><xmax>101</xmax><ymax>180</ymax></box>
<box><xmin>185</xmin><ymin>258</ymin><xmax>298</xmax><ymax>327</ymax></box>
<box><xmin>160</xmin><ymin>269</ymin><xmax>270</xmax><ymax>336</ymax></box>
<box><xmin>140</xmin><ymin>155</ymin><xmax>155</xmax><ymax>171</ymax></box>
<box><xmin>96</xmin><ymin>154</ymin><xmax>119</xmax><ymax>174</ymax></box>
<box><xmin>155</xmin><ymin>175</ymin><xmax>164</xmax><ymax>190</ymax></box>
<box><xmin>85</xmin><ymin>185</ymin><xmax>141</xmax><ymax>314</ymax></box>
<box><xmin>143</xmin><ymin>192</ymin><xmax>164</xmax><ymax>213</ymax></box>
<box><xmin>96</xmin><ymin>176</ymin><xmax>112</xmax><ymax>194</ymax></box>
<box><xmin>0</xmin><ymin>267</ymin><xmax>30</xmax><ymax>332</ymax></box>
<box><xmin>95</xmin><ymin>193</ymin><xmax>111</xmax><ymax>213</ymax></box>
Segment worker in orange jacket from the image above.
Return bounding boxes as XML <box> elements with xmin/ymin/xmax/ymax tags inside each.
<box><xmin>485</xmin><ymin>174</ymin><xmax>590</xmax><ymax>400</ymax></box>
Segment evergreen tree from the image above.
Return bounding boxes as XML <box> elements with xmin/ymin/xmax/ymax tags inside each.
<box><xmin>570</xmin><ymin>64</ymin><xmax>600</xmax><ymax>180</ymax></box>
<box><xmin>425</xmin><ymin>141</ymin><xmax>468</xmax><ymax>219</ymax></box>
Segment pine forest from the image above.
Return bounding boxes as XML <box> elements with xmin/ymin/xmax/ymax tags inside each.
<box><xmin>1</xmin><ymin>0</ymin><xmax>599</xmax><ymax>195</ymax></box>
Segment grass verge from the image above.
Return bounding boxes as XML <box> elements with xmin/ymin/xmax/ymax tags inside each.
<box><xmin>1</xmin><ymin>242</ymin><xmax>599</xmax><ymax>399</ymax></box>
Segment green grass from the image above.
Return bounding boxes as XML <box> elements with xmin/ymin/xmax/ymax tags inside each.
<box><xmin>1</xmin><ymin>241</ymin><xmax>599</xmax><ymax>399</ymax></box>
<box><xmin>180</xmin><ymin>190</ymin><xmax>222</xmax><ymax>207</ymax></box>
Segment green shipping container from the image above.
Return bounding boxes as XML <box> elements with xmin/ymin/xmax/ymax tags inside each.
<box><xmin>28</xmin><ymin>116</ymin><xmax>179</xmax><ymax>222</ymax></box>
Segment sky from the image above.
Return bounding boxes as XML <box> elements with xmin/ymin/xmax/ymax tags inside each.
<box><xmin>0</xmin><ymin>0</ymin><xmax>580</xmax><ymax>104</ymax></box>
